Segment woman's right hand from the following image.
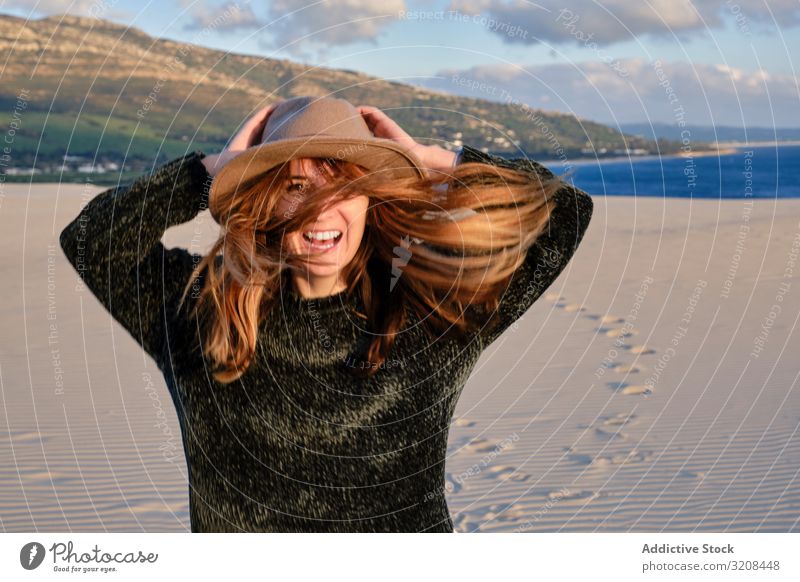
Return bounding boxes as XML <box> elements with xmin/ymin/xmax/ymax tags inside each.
<box><xmin>202</xmin><ymin>103</ymin><xmax>280</xmax><ymax>177</ymax></box>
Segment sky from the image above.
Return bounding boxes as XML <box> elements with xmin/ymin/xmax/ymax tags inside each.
<box><xmin>2</xmin><ymin>0</ymin><xmax>799</xmax><ymax>128</ymax></box>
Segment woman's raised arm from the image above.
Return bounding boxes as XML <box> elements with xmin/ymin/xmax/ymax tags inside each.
<box><xmin>457</xmin><ymin>144</ymin><xmax>594</xmax><ymax>348</ymax></box>
<box><xmin>59</xmin><ymin>151</ymin><xmax>212</xmax><ymax>371</ymax></box>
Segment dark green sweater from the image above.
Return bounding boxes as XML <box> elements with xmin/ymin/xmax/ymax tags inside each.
<box><xmin>59</xmin><ymin>144</ymin><xmax>593</xmax><ymax>532</ymax></box>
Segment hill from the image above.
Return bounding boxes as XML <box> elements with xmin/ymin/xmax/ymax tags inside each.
<box><xmin>0</xmin><ymin>13</ymin><xmax>680</xmax><ymax>183</ymax></box>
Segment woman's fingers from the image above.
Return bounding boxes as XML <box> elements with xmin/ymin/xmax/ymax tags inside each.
<box><xmin>356</xmin><ymin>104</ymin><xmax>432</xmax><ymax>168</ymax></box>
<box><xmin>356</xmin><ymin>104</ymin><xmax>414</xmax><ymax>145</ymax></box>
<box><xmin>228</xmin><ymin>103</ymin><xmax>280</xmax><ymax>152</ymax></box>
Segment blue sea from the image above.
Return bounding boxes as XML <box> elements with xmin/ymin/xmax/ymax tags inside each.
<box><xmin>544</xmin><ymin>144</ymin><xmax>800</xmax><ymax>199</ymax></box>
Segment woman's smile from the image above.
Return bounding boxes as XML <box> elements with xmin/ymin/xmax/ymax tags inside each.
<box><xmin>301</xmin><ymin>229</ymin><xmax>344</xmax><ymax>253</ymax></box>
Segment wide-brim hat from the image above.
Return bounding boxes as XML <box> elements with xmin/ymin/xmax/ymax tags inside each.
<box><xmin>210</xmin><ymin>96</ymin><xmax>428</xmax><ymax>201</ymax></box>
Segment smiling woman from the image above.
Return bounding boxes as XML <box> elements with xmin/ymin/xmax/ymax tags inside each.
<box><xmin>58</xmin><ymin>95</ymin><xmax>593</xmax><ymax>532</ymax></box>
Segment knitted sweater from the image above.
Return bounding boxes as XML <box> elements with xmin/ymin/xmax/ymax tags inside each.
<box><xmin>59</xmin><ymin>144</ymin><xmax>593</xmax><ymax>532</ymax></box>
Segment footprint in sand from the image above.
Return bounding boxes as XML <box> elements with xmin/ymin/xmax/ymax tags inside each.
<box><xmin>7</xmin><ymin>431</ymin><xmax>52</xmax><ymax>445</ymax></box>
<box><xmin>451</xmin><ymin>417</ymin><xmax>476</xmax><ymax>428</ymax></box>
<box><xmin>472</xmin><ymin>503</ymin><xmax>530</xmax><ymax>523</ymax></box>
<box><xmin>590</xmin><ymin>449</ymin><xmax>653</xmax><ymax>469</ymax></box>
<box><xmin>594</xmin><ymin>427</ymin><xmax>629</xmax><ymax>441</ymax></box>
<box><xmin>562</xmin><ymin>303</ymin><xmax>586</xmax><ymax>312</ymax></box>
<box><xmin>448</xmin><ymin>435</ymin><xmax>483</xmax><ymax>455</ymax></box>
<box><xmin>608</xmin><ymin>381</ymin><xmax>653</xmax><ymax>396</ymax></box>
<box><xmin>605</xmin><ymin>327</ymin><xmax>637</xmax><ymax>338</ymax></box>
<box><xmin>453</xmin><ymin>512</ymin><xmax>485</xmax><ymax>532</ymax></box>
<box><xmin>461</xmin><ymin>436</ymin><xmax>488</xmax><ymax>448</ymax></box>
<box><xmin>444</xmin><ymin>474</ymin><xmax>463</xmax><ymax>494</ymax></box>
<box><xmin>19</xmin><ymin>469</ymin><xmax>80</xmax><ymax>487</ymax></box>
<box><xmin>585</xmin><ymin>313</ymin><xmax>624</xmax><ymax>324</ymax></box>
<box><xmin>483</xmin><ymin>465</ymin><xmax>530</xmax><ymax>482</ymax></box>
<box><xmin>609</xmin><ymin>363</ymin><xmax>642</xmax><ymax>374</ymax></box>
<box><xmin>468</xmin><ymin>439</ymin><xmax>516</xmax><ymax>454</ymax></box>
<box><xmin>567</xmin><ymin>451</ymin><xmax>595</xmax><ymax>466</ymax></box>
<box><xmin>628</xmin><ymin>344</ymin><xmax>656</xmax><ymax>355</ymax></box>
<box><xmin>677</xmin><ymin>469</ymin><xmax>706</xmax><ymax>479</ymax></box>
<box><xmin>602</xmin><ymin>412</ymin><xmax>638</xmax><ymax>427</ymax></box>
<box><xmin>546</xmin><ymin>489</ymin><xmax>603</xmax><ymax>503</ymax></box>
<box><xmin>455</xmin><ymin>437</ymin><xmax>506</xmax><ymax>455</ymax></box>
<box><xmin>620</xmin><ymin>384</ymin><xmax>653</xmax><ymax>396</ymax></box>
<box><xmin>544</xmin><ymin>293</ymin><xmax>563</xmax><ymax>301</ymax></box>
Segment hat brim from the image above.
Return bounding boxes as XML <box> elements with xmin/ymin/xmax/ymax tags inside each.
<box><xmin>210</xmin><ymin>136</ymin><xmax>429</xmax><ymax>201</ymax></box>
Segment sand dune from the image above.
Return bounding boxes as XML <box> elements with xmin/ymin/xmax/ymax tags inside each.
<box><xmin>1</xmin><ymin>181</ymin><xmax>798</xmax><ymax>532</ymax></box>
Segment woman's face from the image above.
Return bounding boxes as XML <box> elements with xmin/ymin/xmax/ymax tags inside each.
<box><xmin>276</xmin><ymin>157</ymin><xmax>369</xmax><ymax>278</ymax></box>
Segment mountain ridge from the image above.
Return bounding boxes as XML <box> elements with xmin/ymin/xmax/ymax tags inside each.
<box><xmin>0</xmin><ymin>13</ymin><xmax>680</xmax><ymax>183</ymax></box>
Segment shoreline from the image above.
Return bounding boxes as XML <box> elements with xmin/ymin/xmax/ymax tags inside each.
<box><xmin>537</xmin><ymin>146</ymin><xmax>742</xmax><ymax>168</ymax></box>
<box><xmin>6</xmin><ymin>143</ymin><xmax>798</xmax><ymax>185</ymax></box>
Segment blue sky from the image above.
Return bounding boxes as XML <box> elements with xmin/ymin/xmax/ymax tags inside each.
<box><xmin>3</xmin><ymin>0</ymin><xmax>799</xmax><ymax>127</ymax></box>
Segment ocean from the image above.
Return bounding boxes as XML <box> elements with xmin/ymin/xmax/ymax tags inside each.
<box><xmin>545</xmin><ymin>144</ymin><xmax>800</xmax><ymax>199</ymax></box>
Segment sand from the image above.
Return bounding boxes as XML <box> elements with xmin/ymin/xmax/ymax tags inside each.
<box><xmin>1</xmin><ymin>181</ymin><xmax>798</xmax><ymax>532</ymax></box>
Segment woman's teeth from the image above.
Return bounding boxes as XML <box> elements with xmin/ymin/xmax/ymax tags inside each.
<box><xmin>303</xmin><ymin>230</ymin><xmax>341</xmax><ymax>241</ymax></box>
<box><xmin>302</xmin><ymin>230</ymin><xmax>343</xmax><ymax>250</ymax></box>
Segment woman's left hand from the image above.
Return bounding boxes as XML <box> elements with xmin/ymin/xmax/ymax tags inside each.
<box><xmin>204</xmin><ymin>103</ymin><xmax>280</xmax><ymax>177</ymax></box>
<box><xmin>356</xmin><ymin>105</ymin><xmax>456</xmax><ymax>173</ymax></box>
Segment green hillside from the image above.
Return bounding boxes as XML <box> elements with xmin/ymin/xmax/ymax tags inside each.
<box><xmin>0</xmin><ymin>13</ymin><xmax>682</xmax><ymax>184</ymax></box>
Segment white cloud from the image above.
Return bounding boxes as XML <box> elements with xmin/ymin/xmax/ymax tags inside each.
<box><xmin>446</xmin><ymin>0</ymin><xmax>800</xmax><ymax>46</ymax></box>
<box><xmin>265</xmin><ymin>0</ymin><xmax>406</xmax><ymax>54</ymax></box>
<box><xmin>183</xmin><ymin>1</ymin><xmax>262</xmax><ymax>32</ymax></box>
<box><xmin>420</xmin><ymin>58</ymin><xmax>800</xmax><ymax>126</ymax></box>
<box><xmin>3</xmin><ymin>0</ymin><xmax>128</xmax><ymax>18</ymax></box>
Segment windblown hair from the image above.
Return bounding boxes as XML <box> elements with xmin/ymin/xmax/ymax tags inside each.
<box><xmin>178</xmin><ymin>153</ymin><xmax>562</xmax><ymax>383</ymax></box>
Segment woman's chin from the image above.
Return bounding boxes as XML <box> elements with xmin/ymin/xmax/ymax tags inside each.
<box><xmin>300</xmin><ymin>259</ymin><xmax>346</xmax><ymax>278</ymax></box>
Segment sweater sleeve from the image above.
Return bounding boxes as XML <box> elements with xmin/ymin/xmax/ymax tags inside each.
<box><xmin>456</xmin><ymin>144</ymin><xmax>594</xmax><ymax>348</ymax></box>
<box><xmin>59</xmin><ymin>151</ymin><xmax>211</xmax><ymax>371</ymax></box>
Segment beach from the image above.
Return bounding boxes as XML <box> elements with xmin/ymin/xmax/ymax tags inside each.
<box><xmin>1</xmin><ymin>182</ymin><xmax>798</xmax><ymax>532</ymax></box>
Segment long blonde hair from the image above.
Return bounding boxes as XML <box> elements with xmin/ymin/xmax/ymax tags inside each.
<box><xmin>178</xmin><ymin>153</ymin><xmax>561</xmax><ymax>383</ymax></box>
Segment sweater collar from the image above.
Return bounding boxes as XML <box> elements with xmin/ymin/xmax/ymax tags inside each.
<box><xmin>276</xmin><ymin>273</ymin><xmax>363</xmax><ymax>316</ymax></box>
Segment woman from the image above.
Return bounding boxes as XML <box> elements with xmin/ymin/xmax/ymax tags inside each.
<box><xmin>59</xmin><ymin>96</ymin><xmax>593</xmax><ymax>532</ymax></box>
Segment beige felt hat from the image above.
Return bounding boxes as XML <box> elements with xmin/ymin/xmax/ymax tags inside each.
<box><xmin>210</xmin><ymin>96</ymin><xmax>428</xmax><ymax>200</ymax></box>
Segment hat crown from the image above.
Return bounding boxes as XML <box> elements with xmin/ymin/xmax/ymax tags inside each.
<box><xmin>261</xmin><ymin>96</ymin><xmax>371</xmax><ymax>143</ymax></box>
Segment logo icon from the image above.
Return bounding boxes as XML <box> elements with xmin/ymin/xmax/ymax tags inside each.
<box><xmin>20</xmin><ymin>542</ymin><xmax>46</xmax><ymax>570</ymax></box>
<box><xmin>390</xmin><ymin>235</ymin><xmax>423</xmax><ymax>291</ymax></box>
